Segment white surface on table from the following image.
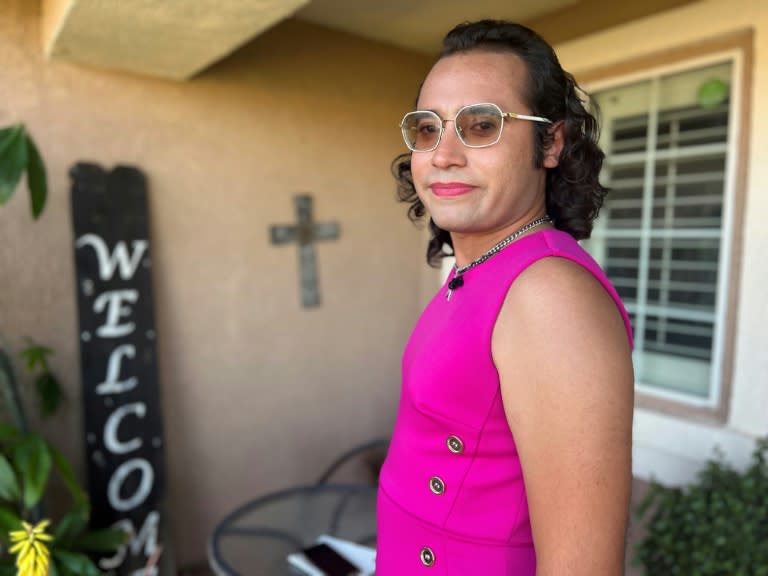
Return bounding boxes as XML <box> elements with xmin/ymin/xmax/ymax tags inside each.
<box><xmin>286</xmin><ymin>534</ymin><xmax>375</xmax><ymax>575</ymax></box>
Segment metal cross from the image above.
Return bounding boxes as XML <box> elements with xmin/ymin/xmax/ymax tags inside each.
<box><xmin>270</xmin><ymin>194</ymin><xmax>340</xmax><ymax>307</ymax></box>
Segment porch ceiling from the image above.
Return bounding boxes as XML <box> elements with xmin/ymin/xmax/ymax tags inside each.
<box><xmin>41</xmin><ymin>0</ymin><xmax>311</xmax><ymax>80</ymax></box>
<box><xmin>41</xmin><ymin>0</ymin><xmax>700</xmax><ymax>80</ymax></box>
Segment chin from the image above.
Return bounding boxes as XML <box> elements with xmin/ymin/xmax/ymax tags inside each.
<box><xmin>423</xmin><ymin>199</ymin><xmax>485</xmax><ymax>234</ymax></box>
<box><xmin>430</xmin><ymin>216</ymin><xmax>476</xmax><ymax>234</ymax></box>
<box><xmin>427</xmin><ymin>212</ymin><xmax>458</xmax><ymax>231</ymax></box>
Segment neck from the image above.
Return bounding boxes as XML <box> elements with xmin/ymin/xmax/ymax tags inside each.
<box><xmin>451</xmin><ymin>213</ymin><xmax>552</xmax><ymax>267</ymax></box>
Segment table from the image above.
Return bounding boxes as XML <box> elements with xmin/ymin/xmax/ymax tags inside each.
<box><xmin>208</xmin><ymin>483</ymin><xmax>378</xmax><ymax>575</ymax></box>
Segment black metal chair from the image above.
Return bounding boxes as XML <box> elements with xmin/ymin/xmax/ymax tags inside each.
<box><xmin>208</xmin><ymin>438</ymin><xmax>389</xmax><ymax>575</ymax></box>
<box><xmin>313</xmin><ymin>437</ymin><xmax>389</xmax><ymax>548</ymax></box>
<box><xmin>314</xmin><ymin>437</ymin><xmax>390</xmax><ymax>485</ymax></box>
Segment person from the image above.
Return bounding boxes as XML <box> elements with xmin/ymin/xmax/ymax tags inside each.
<box><xmin>376</xmin><ymin>20</ymin><xmax>635</xmax><ymax>575</ymax></box>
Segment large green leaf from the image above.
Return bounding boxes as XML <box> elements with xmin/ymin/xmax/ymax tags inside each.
<box><xmin>13</xmin><ymin>433</ymin><xmax>52</xmax><ymax>510</ymax></box>
<box><xmin>0</xmin><ymin>125</ymin><xmax>28</xmax><ymax>205</ymax></box>
<box><xmin>53</xmin><ymin>508</ymin><xmax>87</xmax><ymax>548</ymax></box>
<box><xmin>25</xmin><ymin>135</ymin><xmax>47</xmax><ymax>219</ymax></box>
<box><xmin>51</xmin><ymin>550</ymin><xmax>101</xmax><ymax>576</ymax></box>
<box><xmin>0</xmin><ymin>505</ymin><xmax>22</xmax><ymax>544</ymax></box>
<box><xmin>49</xmin><ymin>445</ymin><xmax>87</xmax><ymax>510</ymax></box>
<box><xmin>0</xmin><ymin>453</ymin><xmax>20</xmax><ymax>502</ymax></box>
<box><xmin>0</xmin><ymin>125</ymin><xmax>20</xmax><ymax>156</ymax></box>
<box><xmin>74</xmin><ymin>526</ymin><xmax>129</xmax><ymax>552</ymax></box>
<box><xmin>36</xmin><ymin>372</ymin><xmax>64</xmax><ymax>419</ymax></box>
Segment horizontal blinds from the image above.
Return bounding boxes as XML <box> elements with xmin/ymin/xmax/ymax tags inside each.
<box><xmin>599</xmin><ymin>103</ymin><xmax>728</xmax><ymax>361</ymax></box>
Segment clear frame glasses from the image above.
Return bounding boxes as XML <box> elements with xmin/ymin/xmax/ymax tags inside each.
<box><xmin>399</xmin><ymin>102</ymin><xmax>552</xmax><ymax>152</ymax></box>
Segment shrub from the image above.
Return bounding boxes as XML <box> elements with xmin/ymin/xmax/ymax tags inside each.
<box><xmin>634</xmin><ymin>437</ymin><xmax>768</xmax><ymax>576</ymax></box>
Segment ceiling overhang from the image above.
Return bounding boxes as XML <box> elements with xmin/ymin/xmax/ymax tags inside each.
<box><xmin>39</xmin><ymin>0</ymin><xmax>702</xmax><ymax>80</ymax></box>
<box><xmin>524</xmin><ymin>0</ymin><xmax>701</xmax><ymax>45</ymax></box>
<box><xmin>41</xmin><ymin>0</ymin><xmax>310</xmax><ymax>80</ymax></box>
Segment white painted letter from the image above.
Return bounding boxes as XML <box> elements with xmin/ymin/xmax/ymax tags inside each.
<box><xmin>130</xmin><ymin>510</ymin><xmax>160</xmax><ymax>557</ymax></box>
<box><xmin>98</xmin><ymin>519</ymin><xmax>132</xmax><ymax>569</ymax></box>
<box><xmin>96</xmin><ymin>344</ymin><xmax>138</xmax><ymax>395</ymax></box>
<box><xmin>94</xmin><ymin>290</ymin><xmax>139</xmax><ymax>338</ymax></box>
<box><xmin>97</xmin><ymin>512</ymin><xmax>160</xmax><ymax>572</ymax></box>
<box><xmin>76</xmin><ymin>234</ymin><xmax>149</xmax><ymax>281</ymax></box>
<box><xmin>104</xmin><ymin>402</ymin><xmax>146</xmax><ymax>455</ymax></box>
<box><xmin>108</xmin><ymin>459</ymin><xmax>154</xmax><ymax>512</ymax></box>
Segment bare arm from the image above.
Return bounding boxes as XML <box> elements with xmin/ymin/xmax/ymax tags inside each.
<box><xmin>492</xmin><ymin>257</ymin><xmax>634</xmax><ymax>576</ymax></box>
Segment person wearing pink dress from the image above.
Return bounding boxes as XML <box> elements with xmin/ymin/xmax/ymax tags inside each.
<box><xmin>377</xmin><ymin>20</ymin><xmax>635</xmax><ymax>575</ymax></box>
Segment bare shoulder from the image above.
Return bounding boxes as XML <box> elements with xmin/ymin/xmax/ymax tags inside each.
<box><xmin>493</xmin><ymin>255</ymin><xmax>631</xmax><ymax>364</ymax></box>
<box><xmin>492</xmin><ymin>254</ymin><xmax>633</xmax><ymax>418</ymax></box>
<box><xmin>508</xmin><ymin>254</ymin><xmax>624</xmax><ymax>319</ymax></box>
<box><xmin>492</xmin><ymin>255</ymin><xmax>634</xmax><ymax>574</ymax></box>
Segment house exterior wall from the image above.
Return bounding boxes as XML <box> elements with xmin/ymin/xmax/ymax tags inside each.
<box><xmin>4</xmin><ymin>0</ymin><xmax>765</xmax><ymax>567</ymax></box>
<box><xmin>0</xmin><ymin>1</ymin><xmax>432</xmax><ymax>566</ymax></box>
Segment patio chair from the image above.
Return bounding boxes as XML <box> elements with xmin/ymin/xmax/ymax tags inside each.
<box><xmin>314</xmin><ymin>437</ymin><xmax>390</xmax><ymax>486</ymax></box>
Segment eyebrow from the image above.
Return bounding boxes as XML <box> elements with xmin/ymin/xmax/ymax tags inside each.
<box><xmin>414</xmin><ymin>107</ymin><xmax>442</xmax><ymax>114</ymax></box>
<box><xmin>417</xmin><ymin>103</ymin><xmax>502</xmax><ymax>114</ymax></box>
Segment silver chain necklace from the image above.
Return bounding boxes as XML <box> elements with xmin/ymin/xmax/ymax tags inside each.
<box><xmin>446</xmin><ymin>215</ymin><xmax>552</xmax><ymax>301</ymax></box>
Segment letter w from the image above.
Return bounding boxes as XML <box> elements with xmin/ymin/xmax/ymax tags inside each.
<box><xmin>76</xmin><ymin>234</ymin><xmax>149</xmax><ymax>281</ymax></box>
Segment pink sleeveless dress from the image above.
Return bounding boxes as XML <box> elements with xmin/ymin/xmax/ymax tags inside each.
<box><xmin>376</xmin><ymin>229</ymin><xmax>633</xmax><ymax>575</ymax></box>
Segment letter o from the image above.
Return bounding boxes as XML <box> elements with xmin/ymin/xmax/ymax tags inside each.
<box><xmin>108</xmin><ymin>459</ymin><xmax>154</xmax><ymax>512</ymax></box>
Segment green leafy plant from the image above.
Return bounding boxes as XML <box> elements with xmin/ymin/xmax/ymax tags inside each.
<box><xmin>0</xmin><ymin>346</ymin><xmax>127</xmax><ymax>576</ymax></box>
<box><xmin>1</xmin><ymin>125</ymin><xmax>126</xmax><ymax>575</ymax></box>
<box><xmin>634</xmin><ymin>437</ymin><xmax>768</xmax><ymax>576</ymax></box>
<box><xmin>0</xmin><ymin>124</ymin><xmax>47</xmax><ymax>220</ymax></box>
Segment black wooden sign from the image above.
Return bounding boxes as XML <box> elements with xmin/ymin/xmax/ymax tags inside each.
<box><xmin>70</xmin><ymin>163</ymin><xmax>173</xmax><ymax>575</ymax></box>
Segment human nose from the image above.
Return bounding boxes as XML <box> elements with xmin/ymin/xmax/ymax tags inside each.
<box><xmin>430</xmin><ymin>120</ymin><xmax>467</xmax><ymax>168</ymax></box>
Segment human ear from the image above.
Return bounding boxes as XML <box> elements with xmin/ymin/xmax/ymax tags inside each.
<box><xmin>543</xmin><ymin>121</ymin><xmax>565</xmax><ymax>168</ymax></box>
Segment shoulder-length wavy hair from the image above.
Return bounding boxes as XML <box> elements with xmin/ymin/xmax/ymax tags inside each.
<box><xmin>394</xmin><ymin>19</ymin><xmax>608</xmax><ymax>266</ymax></box>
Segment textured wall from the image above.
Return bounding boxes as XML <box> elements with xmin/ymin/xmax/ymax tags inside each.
<box><xmin>0</xmin><ymin>0</ymin><xmax>433</xmax><ymax>566</ymax></box>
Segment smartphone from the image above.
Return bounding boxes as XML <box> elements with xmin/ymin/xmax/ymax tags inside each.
<box><xmin>302</xmin><ymin>543</ymin><xmax>360</xmax><ymax>576</ymax></box>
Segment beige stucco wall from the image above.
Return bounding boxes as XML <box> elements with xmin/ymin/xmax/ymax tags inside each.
<box><xmin>556</xmin><ymin>0</ymin><xmax>768</xmax><ymax>483</ymax></box>
<box><xmin>0</xmin><ymin>0</ymin><xmax>432</xmax><ymax>567</ymax></box>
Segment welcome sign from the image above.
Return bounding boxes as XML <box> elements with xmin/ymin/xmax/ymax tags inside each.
<box><xmin>70</xmin><ymin>163</ymin><xmax>172</xmax><ymax>575</ymax></box>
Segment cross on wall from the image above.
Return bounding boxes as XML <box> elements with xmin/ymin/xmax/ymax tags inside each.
<box><xmin>270</xmin><ymin>194</ymin><xmax>340</xmax><ymax>308</ymax></box>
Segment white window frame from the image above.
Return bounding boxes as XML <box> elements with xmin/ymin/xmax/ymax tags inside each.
<box><xmin>584</xmin><ymin>48</ymin><xmax>744</xmax><ymax>409</ymax></box>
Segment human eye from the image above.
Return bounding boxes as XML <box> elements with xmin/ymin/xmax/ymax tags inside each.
<box><xmin>403</xmin><ymin>113</ymin><xmax>441</xmax><ymax>150</ymax></box>
<box><xmin>416</xmin><ymin>118</ymin><xmax>440</xmax><ymax>135</ymax></box>
<box><xmin>455</xmin><ymin>105</ymin><xmax>503</xmax><ymax>146</ymax></box>
<box><xmin>466</xmin><ymin>114</ymin><xmax>500</xmax><ymax>136</ymax></box>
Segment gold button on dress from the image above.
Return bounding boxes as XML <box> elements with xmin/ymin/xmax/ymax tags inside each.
<box><xmin>446</xmin><ymin>435</ymin><xmax>464</xmax><ymax>454</ymax></box>
<box><xmin>429</xmin><ymin>476</ymin><xmax>445</xmax><ymax>495</ymax></box>
<box><xmin>420</xmin><ymin>546</ymin><xmax>435</xmax><ymax>567</ymax></box>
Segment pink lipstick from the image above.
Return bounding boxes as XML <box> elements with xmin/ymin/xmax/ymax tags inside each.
<box><xmin>430</xmin><ymin>182</ymin><xmax>477</xmax><ymax>197</ymax></box>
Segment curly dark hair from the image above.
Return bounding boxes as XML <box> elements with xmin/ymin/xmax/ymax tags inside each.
<box><xmin>394</xmin><ymin>19</ymin><xmax>608</xmax><ymax>266</ymax></box>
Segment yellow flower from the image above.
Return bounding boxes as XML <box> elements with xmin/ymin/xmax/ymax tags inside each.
<box><xmin>8</xmin><ymin>519</ymin><xmax>53</xmax><ymax>576</ymax></box>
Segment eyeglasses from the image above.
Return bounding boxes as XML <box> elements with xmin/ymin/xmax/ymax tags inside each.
<box><xmin>399</xmin><ymin>102</ymin><xmax>552</xmax><ymax>152</ymax></box>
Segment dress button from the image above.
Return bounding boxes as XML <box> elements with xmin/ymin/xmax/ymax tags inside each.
<box><xmin>446</xmin><ymin>435</ymin><xmax>464</xmax><ymax>454</ymax></box>
<box><xmin>420</xmin><ymin>546</ymin><xmax>435</xmax><ymax>567</ymax></box>
<box><xmin>429</xmin><ymin>476</ymin><xmax>445</xmax><ymax>495</ymax></box>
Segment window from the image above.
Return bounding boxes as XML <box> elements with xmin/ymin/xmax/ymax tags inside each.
<box><xmin>584</xmin><ymin>53</ymin><xmax>744</xmax><ymax>407</ymax></box>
